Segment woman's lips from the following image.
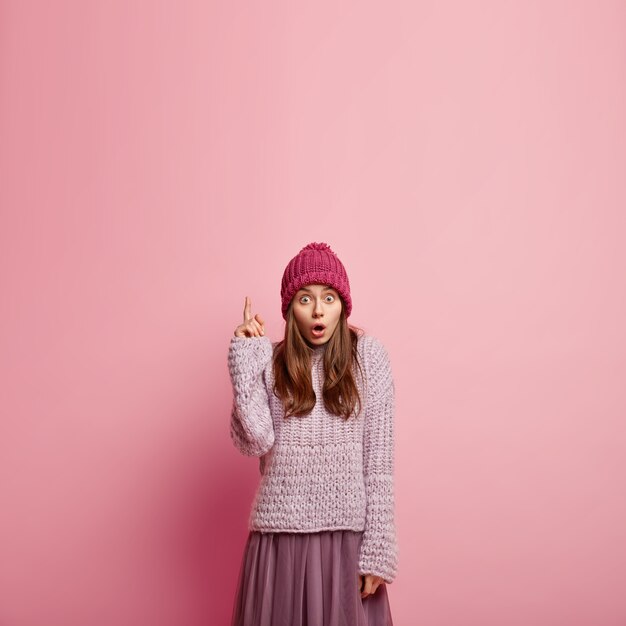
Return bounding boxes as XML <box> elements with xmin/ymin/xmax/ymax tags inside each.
<box><xmin>311</xmin><ymin>326</ymin><xmax>326</xmax><ymax>337</ymax></box>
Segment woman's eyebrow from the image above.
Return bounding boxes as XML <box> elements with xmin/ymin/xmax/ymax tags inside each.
<box><xmin>299</xmin><ymin>286</ymin><xmax>336</xmax><ymax>293</ymax></box>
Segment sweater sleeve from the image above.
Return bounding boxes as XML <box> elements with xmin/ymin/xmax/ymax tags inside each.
<box><xmin>227</xmin><ymin>335</ymin><xmax>275</xmax><ymax>457</ymax></box>
<box><xmin>357</xmin><ymin>336</ymin><xmax>399</xmax><ymax>584</ymax></box>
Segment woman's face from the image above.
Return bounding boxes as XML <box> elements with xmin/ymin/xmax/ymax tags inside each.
<box><xmin>292</xmin><ymin>283</ymin><xmax>342</xmax><ymax>347</ymax></box>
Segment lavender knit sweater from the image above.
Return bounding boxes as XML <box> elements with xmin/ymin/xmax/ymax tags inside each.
<box><xmin>227</xmin><ymin>333</ymin><xmax>398</xmax><ymax>583</ymax></box>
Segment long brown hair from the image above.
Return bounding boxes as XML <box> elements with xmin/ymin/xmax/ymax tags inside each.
<box><xmin>272</xmin><ymin>298</ymin><xmax>365</xmax><ymax>420</ymax></box>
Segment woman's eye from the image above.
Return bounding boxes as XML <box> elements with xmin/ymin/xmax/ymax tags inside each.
<box><xmin>299</xmin><ymin>295</ymin><xmax>334</xmax><ymax>304</ymax></box>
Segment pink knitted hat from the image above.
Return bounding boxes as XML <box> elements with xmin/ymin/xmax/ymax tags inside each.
<box><xmin>280</xmin><ymin>242</ymin><xmax>352</xmax><ymax>320</ymax></box>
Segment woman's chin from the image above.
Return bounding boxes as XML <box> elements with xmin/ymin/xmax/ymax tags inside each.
<box><xmin>305</xmin><ymin>336</ymin><xmax>328</xmax><ymax>348</ymax></box>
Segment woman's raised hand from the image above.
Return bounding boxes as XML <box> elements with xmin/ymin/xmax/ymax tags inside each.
<box><xmin>234</xmin><ymin>296</ymin><xmax>266</xmax><ymax>338</ymax></box>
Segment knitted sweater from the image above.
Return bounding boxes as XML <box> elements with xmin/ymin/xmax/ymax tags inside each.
<box><xmin>227</xmin><ymin>333</ymin><xmax>398</xmax><ymax>583</ymax></box>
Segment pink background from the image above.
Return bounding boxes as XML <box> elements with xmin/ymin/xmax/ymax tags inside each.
<box><xmin>1</xmin><ymin>1</ymin><xmax>625</xmax><ymax>625</ymax></box>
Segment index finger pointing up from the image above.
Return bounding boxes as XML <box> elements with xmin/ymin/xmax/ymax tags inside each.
<box><xmin>243</xmin><ymin>296</ymin><xmax>252</xmax><ymax>322</ymax></box>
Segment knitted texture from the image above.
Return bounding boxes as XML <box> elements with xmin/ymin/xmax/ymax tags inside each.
<box><xmin>227</xmin><ymin>333</ymin><xmax>398</xmax><ymax>583</ymax></box>
<box><xmin>280</xmin><ymin>242</ymin><xmax>352</xmax><ymax>320</ymax></box>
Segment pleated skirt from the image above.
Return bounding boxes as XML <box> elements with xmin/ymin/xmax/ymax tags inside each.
<box><xmin>231</xmin><ymin>529</ymin><xmax>394</xmax><ymax>626</ymax></box>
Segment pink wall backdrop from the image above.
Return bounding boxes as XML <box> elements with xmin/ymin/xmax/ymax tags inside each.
<box><xmin>1</xmin><ymin>1</ymin><xmax>625</xmax><ymax>625</ymax></box>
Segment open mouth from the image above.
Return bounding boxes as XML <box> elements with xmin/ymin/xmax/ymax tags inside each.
<box><xmin>311</xmin><ymin>324</ymin><xmax>326</xmax><ymax>337</ymax></box>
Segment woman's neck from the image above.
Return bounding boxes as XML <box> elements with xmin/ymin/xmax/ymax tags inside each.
<box><xmin>309</xmin><ymin>341</ymin><xmax>328</xmax><ymax>356</ymax></box>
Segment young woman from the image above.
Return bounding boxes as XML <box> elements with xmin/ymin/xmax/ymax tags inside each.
<box><xmin>228</xmin><ymin>242</ymin><xmax>398</xmax><ymax>626</ymax></box>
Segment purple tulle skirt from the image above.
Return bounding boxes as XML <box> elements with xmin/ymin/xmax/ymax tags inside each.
<box><xmin>231</xmin><ymin>529</ymin><xmax>394</xmax><ymax>626</ymax></box>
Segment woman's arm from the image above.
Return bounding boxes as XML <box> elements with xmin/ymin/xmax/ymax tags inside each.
<box><xmin>227</xmin><ymin>335</ymin><xmax>275</xmax><ymax>457</ymax></box>
<box><xmin>357</xmin><ymin>336</ymin><xmax>399</xmax><ymax>584</ymax></box>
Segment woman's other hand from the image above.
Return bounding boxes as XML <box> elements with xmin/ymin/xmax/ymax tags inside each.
<box><xmin>358</xmin><ymin>573</ymin><xmax>385</xmax><ymax>599</ymax></box>
<box><xmin>234</xmin><ymin>296</ymin><xmax>266</xmax><ymax>338</ymax></box>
